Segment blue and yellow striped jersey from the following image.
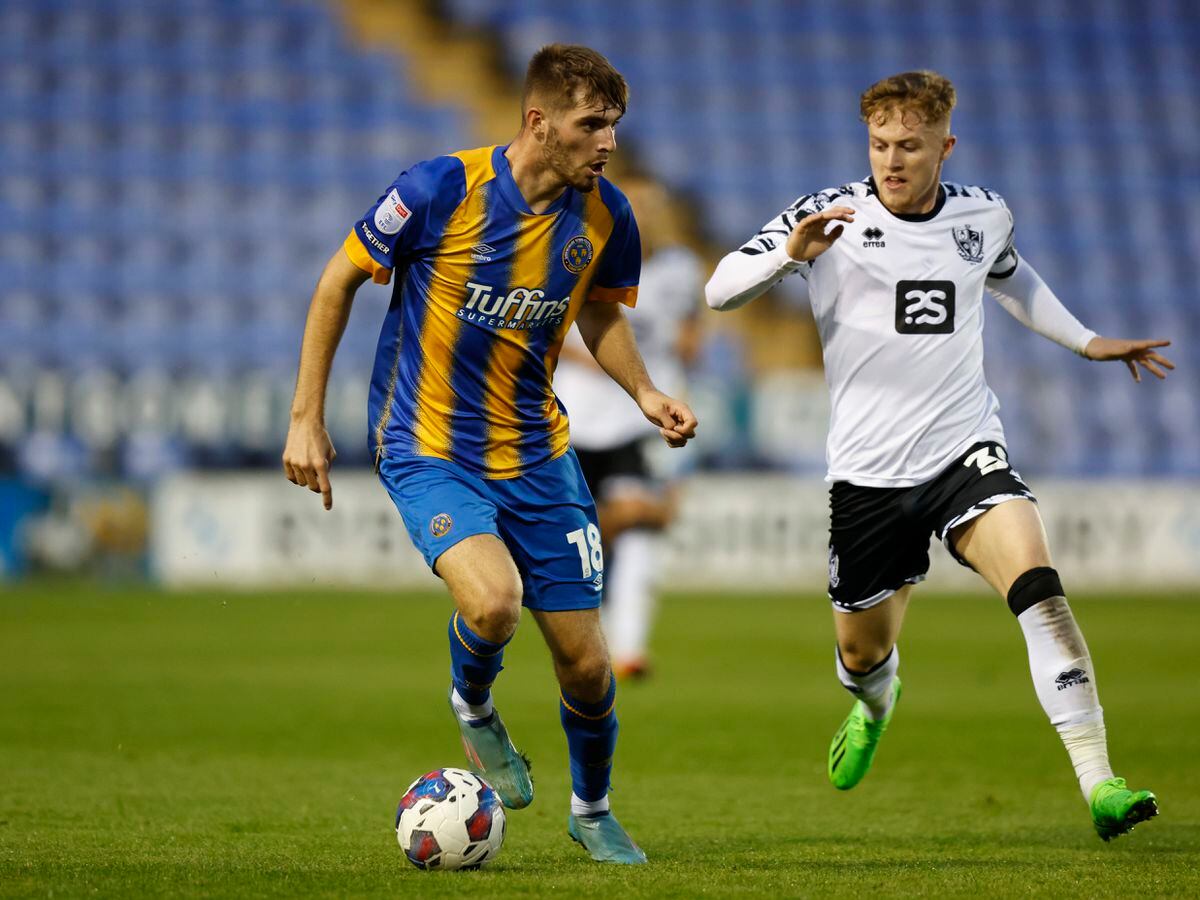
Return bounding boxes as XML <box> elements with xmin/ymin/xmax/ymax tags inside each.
<box><xmin>345</xmin><ymin>145</ymin><xmax>640</xmax><ymax>479</ymax></box>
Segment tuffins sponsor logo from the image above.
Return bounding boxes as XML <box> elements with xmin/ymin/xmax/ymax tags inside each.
<box><xmin>1055</xmin><ymin>668</ymin><xmax>1090</xmax><ymax>691</ymax></box>
<box><xmin>862</xmin><ymin>226</ymin><xmax>885</xmax><ymax>248</ymax></box>
<box><xmin>359</xmin><ymin>221</ymin><xmax>391</xmax><ymax>255</ymax></box>
<box><xmin>562</xmin><ymin>235</ymin><xmax>594</xmax><ymax>274</ymax></box>
<box><xmin>458</xmin><ymin>280</ymin><xmax>571</xmax><ymax>330</ymax></box>
<box><xmin>430</xmin><ymin>513</ymin><xmax>453</xmax><ymax>538</ymax></box>
<box><xmin>895</xmin><ymin>280</ymin><xmax>956</xmax><ymax>334</ymax></box>
<box><xmin>952</xmin><ymin>224</ymin><xmax>984</xmax><ymax>263</ymax></box>
<box><xmin>374</xmin><ymin>188</ymin><xmax>411</xmax><ymax>235</ymax></box>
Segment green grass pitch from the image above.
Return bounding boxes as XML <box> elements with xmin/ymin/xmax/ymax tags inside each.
<box><xmin>2</xmin><ymin>583</ymin><xmax>1197</xmax><ymax>897</ymax></box>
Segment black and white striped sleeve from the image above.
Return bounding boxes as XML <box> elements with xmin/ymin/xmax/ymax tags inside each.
<box><xmin>706</xmin><ymin>195</ymin><xmax>816</xmax><ymax>310</ymax></box>
<box><xmin>987</xmin><ymin>210</ymin><xmax>1019</xmax><ymax>280</ymax></box>
<box><xmin>737</xmin><ymin>194</ymin><xmax>819</xmax><ymax>257</ymax></box>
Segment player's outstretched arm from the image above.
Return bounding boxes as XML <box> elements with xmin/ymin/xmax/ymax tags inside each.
<box><xmin>282</xmin><ymin>248</ymin><xmax>370</xmax><ymax>509</ymax></box>
<box><xmin>574</xmin><ymin>301</ymin><xmax>698</xmax><ymax>448</ymax></box>
<box><xmin>1082</xmin><ymin>336</ymin><xmax>1174</xmax><ymax>382</ymax></box>
<box><xmin>706</xmin><ymin>206</ymin><xmax>854</xmax><ymax>311</ymax></box>
<box><xmin>985</xmin><ymin>257</ymin><xmax>1175</xmax><ymax>381</ymax></box>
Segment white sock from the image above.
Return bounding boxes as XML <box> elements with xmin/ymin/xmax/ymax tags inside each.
<box><xmin>835</xmin><ymin>645</ymin><xmax>899</xmax><ymax>721</ymax></box>
<box><xmin>1059</xmin><ymin>718</ymin><xmax>1113</xmax><ymax>802</ymax></box>
<box><xmin>1016</xmin><ymin>596</ymin><xmax>1114</xmax><ymax>802</ymax></box>
<box><xmin>602</xmin><ymin>529</ymin><xmax>659</xmax><ymax>662</ymax></box>
<box><xmin>570</xmin><ymin>791</ymin><xmax>611</xmax><ymax>817</ymax></box>
<box><xmin>450</xmin><ymin>687</ymin><xmax>493</xmax><ymax>723</ymax></box>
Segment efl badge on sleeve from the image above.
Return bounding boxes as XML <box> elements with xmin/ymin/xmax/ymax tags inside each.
<box><xmin>562</xmin><ymin>235</ymin><xmax>594</xmax><ymax>274</ymax></box>
<box><xmin>375</xmin><ymin>188</ymin><xmax>412</xmax><ymax>236</ymax></box>
<box><xmin>952</xmin><ymin>224</ymin><xmax>984</xmax><ymax>263</ymax></box>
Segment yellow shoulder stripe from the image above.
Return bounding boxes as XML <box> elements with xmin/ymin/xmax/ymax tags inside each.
<box><xmin>450</xmin><ymin>145</ymin><xmax>499</xmax><ymax>195</ymax></box>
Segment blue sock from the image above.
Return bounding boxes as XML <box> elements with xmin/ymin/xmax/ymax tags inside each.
<box><xmin>448</xmin><ymin>611</ymin><xmax>509</xmax><ymax>706</ymax></box>
<box><xmin>560</xmin><ymin>675</ymin><xmax>618</xmax><ymax>803</ymax></box>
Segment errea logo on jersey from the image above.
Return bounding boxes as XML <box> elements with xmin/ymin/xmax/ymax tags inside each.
<box><xmin>895</xmin><ymin>280</ymin><xmax>956</xmax><ymax>334</ymax></box>
<box><xmin>862</xmin><ymin>226</ymin><xmax>885</xmax><ymax>248</ymax></box>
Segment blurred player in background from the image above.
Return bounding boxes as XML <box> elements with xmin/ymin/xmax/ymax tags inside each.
<box><xmin>283</xmin><ymin>44</ymin><xmax>697</xmax><ymax>864</ymax></box>
<box><xmin>706</xmin><ymin>71</ymin><xmax>1170</xmax><ymax>840</ymax></box>
<box><xmin>555</xmin><ymin>173</ymin><xmax>704</xmax><ymax>680</ymax></box>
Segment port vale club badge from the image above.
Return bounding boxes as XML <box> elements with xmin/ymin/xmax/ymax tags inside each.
<box><xmin>952</xmin><ymin>224</ymin><xmax>984</xmax><ymax>263</ymax></box>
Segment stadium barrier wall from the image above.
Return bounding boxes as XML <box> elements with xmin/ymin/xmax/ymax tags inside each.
<box><xmin>151</xmin><ymin>473</ymin><xmax>1200</xmax><ymax>592</ymax></box>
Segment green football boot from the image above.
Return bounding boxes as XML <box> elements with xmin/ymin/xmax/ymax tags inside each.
<box><xmin>828</xmin><ymin>678</ymin><xmax>902</xmax><ymax>791</ymax></box>
<box><xmin>1090</xmin><ymin>776</ymin><xmax>1158</xmax><ymax>841</ymax></box>
<box><xmin>568</xmin><ymin>812</ymin><xmax>647</xmax><ymax>864</ymax></box>
<box><xmin>449</xmin><ymin>691</ymin><xmax>534</xmax><ymax>810</ymax></box>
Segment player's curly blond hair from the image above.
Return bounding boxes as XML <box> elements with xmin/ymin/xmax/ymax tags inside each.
<box><xmin>860</xmin><ymin>71</ymin><xmax>956</xmax><ymax>130</ymax></box>
<box><xmin>523</xmin><ymin>44</ymin><xmax>628</xmax><ymax>116</ymax></box>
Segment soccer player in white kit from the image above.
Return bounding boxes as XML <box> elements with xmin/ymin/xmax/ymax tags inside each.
<box><xmin>705</xmin><ymin>71</ymin><xmax>1172</xmax><ymax>840</ymax></box>
<box><xmin>555</xmin><ymin>174</ymin><xmax>703</xmax><ymax>679</ymax></box>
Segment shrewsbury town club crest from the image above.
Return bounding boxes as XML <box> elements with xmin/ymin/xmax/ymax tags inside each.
<box><xmin>562</xmin><ymin>235</ymin><xmax>594</xmax><ymax>274</ymax></box>
<box><xmin>430</xmin><ymin>513</ymin><xmax>453</xmax><ymax>538</ymax></box>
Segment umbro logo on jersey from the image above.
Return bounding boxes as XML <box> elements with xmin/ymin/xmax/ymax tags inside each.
<box><xmin>1055</xmin><ymin>668</ymin><xmax>1090</xmax><ymax>691</ymax></box>
<box><xmin>952</xmin><ymin>224</ymin><xmax>985</xmax><ymax>263</ymax></box>
<box><xmin>862</xmin><ymin>226</ymin><xmax>885</xmax><ymax>248</ymax></box>
<box><xmin>895</xmin><ymin>280</ymin><xmax>956</xmax><ymax>334</ymax></box>
<box><xmin>471</xmin><ymin>242</ymin><xmax>497</xmax><ymax>262</ymax></box>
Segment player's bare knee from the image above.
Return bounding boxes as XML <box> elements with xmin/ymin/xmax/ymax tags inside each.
<box><xmin>838</xmin><ymin>640</ymin><xmax>892</xmax><ymax>674</ymax></box>
<box><xmin>460</xmin><ymin>582</ymin><xmax>522</xmax><ymax>641</ymax></box>
<box><xmin>556</xmin><ymin>651</ymin><xmax>611</xmax><ymax>702</ymax></box>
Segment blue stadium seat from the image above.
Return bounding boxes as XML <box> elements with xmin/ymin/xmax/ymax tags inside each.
<box><xmin>431</xmin><ymin>0</ymin><xmax>1198</xmax><ymax>476</ymax></box>
<box><xmin>0</xmin><ymin>0</ymin><xmax>473</xmax><ymax>473</ymax></box>
<box><xmin>2</xmin><ymin>0</ymin><xmax>1196</xmax><ymax>476</ymax></box>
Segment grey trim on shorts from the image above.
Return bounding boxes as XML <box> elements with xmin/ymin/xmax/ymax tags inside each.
<box><xmin>830</xmin><ymin>573</ymin><xmax>927</xmax><ymax>613</ymax></box>
<box><xmin>939</xmin><ymin>490</ymin><xmax>1036</xmax><ymax>565</ymax></box>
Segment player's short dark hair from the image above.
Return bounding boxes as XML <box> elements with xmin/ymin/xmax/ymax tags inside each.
<box><xmin>522</xmin><ymin>44</ymin><xmax>628</xmax><ymax>116</ymax></box>
<box><xmin>860</xmin><ymin>70</ymin><xmax>956</xmax><ymax>129</ymax></box>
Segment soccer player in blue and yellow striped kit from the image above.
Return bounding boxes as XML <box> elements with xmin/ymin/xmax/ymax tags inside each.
<box><xmin>283</xmin><ymin>45</ymin><xmax>696</xmax><ymax>864</ymax></box>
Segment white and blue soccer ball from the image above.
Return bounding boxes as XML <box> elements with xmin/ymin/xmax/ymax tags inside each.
<box><xmin>395</xmin><ymin>767</ymin><xmax>506</xmax><ymax>871</ymax></box>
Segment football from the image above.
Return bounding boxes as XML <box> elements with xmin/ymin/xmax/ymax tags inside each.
<box><xmin>395</xmin><ymin>767</ymin><xmax>506</xmax><ymax>870</ymax></box>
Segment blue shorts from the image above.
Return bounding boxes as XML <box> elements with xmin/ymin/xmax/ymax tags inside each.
<box><xmin>377</xmin><ymin>450</ymin><xmax>604</xmax><ymax>611</ymax></box>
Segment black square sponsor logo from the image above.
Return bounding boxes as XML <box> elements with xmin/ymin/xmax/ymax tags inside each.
<box><xmin>895</xmin><ymin>280</ymin><xmax>956</xmax><ymax>334</ymax></box>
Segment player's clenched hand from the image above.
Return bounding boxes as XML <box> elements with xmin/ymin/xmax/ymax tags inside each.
<box><xmin>785</xmin><ymin>206</ymin><xmax>856</xmax><ymax>262</ymax></box>
<box><xmin>638</xmin><ymin>390</ymin><xmax>698</xmax><ymax>448</ymax></box>
<box><xmin>282</xmin><ymin>418</ymin><xmax>338</xmax><ymax>510</ymax></box>
<box><xmin>1083</xmin><ymin>337</ymin><xmax>1174</xmax><ymax>383</ymax></box>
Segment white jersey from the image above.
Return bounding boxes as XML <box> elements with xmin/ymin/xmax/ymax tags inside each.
<box><xmin>556</xmin><ymin>245</ymin><xmax>702</xmax><ymax>450</ymax></box>
<box><xmin>740</xmin><ymin>179</ymin><xmax>1035</xmax><ymax>487</ymax></box>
